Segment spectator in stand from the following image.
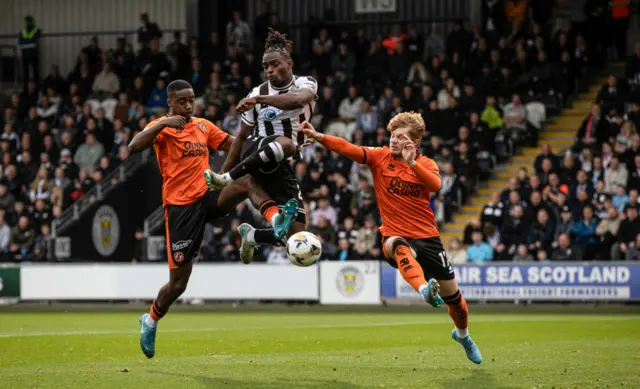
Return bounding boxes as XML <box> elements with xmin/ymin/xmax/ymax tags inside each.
<box><xmin>447</xmin><ymin>238</ymin><xmax>467</xmax><ymax>264</ymax></box>
<box><xmin>502</xmin><ymin>93</ymin><xmax>529</xmax><ymax>146</ymax></box>
<box><xmin>575</xmin><ymin>103</ymin><xmax>609</xmax><ymax>151</ymax></box>
<box><xmin>627</xmin><ymin>234</ymin><xmax>640</xmax><ymax>261</ymax></box>
<box><xmin>467</xmin><ymin>231</ymin><xmax>493</xmax><ymax>263</ymax></box>
<box><xmin>226</xmin><ymin>11</ymin><xmax>252</xmax><ymax>54</ymax></box>
<box><xmin>596</xmin><ymin>206</ymin><xmax>621</xmax><ymax>260</ymax></box>
<box><xmin>571</xmin><ymin>205</ymin><xmax>599</xmax><ymax>260</ymax></box>
<box><xmin>74</xmin><ymin>133</ymin><xmax>104</xmax><ymax>171</ymax></box>
<box><xmin>9</xmin><ymin>215</ymin><xmax>35</xmax><ymax>262</ymax></box>
<box><xmin>551</xmin><ymin>233</ymin><xmax>581</xmax><ymax>261</ymax></box>
<box><xmin>611</xmin><ymin>205</ymin><xmax>640</xmax><ymax>260</ymax></box>
<box><xmin>596</xmin><ymin>76</ymin><xmax>625</xmax><ymax>116</ymax></box>
<box><xmin>0</xmin><ymin>209</ymin><xmax>11</xmax><ymax>255</ymax></box>
<box><xmin>137</xmin><ymin>13</ymin><xmax>162</xmax><ymax>50</ymax></box>
<box><xmin>528</xmin><ymin>208</ymin><xmax>555</xmax><ymax>253</ymax></box>
<box><xmin>604</xmin><ymin>155</ymin><xmax>628</xmax><ymax>194</ymax></box>
<box><xmin>354</xmin><ymin>215</ymin><xmax>380</xmax><ymax>259</ymax></box>
<box><xmin>612</xmin><ymin>185</ymin><xmax>630</xmax><ymax>212</ymax></box>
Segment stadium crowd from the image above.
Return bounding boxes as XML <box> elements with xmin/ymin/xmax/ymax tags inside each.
<box><xmin>0</xmin><ymin>1</ymin><xmax>637</xmax><ymax>263</ymax></box>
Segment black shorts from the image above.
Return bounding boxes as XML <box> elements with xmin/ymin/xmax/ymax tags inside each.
<box><xmin>164</xmin><ymin>190</ymin><xmax>229</xmax><ymax>268</ymax></box>
<box><xmin>383</xmin><ymin>236</ymin><xmax>455</xmax><ymax>281</ymax></box>
<box><xmin>241</xmin><ymin>135</ymin><xmax>305</xmax><ymax>223</ymax></box>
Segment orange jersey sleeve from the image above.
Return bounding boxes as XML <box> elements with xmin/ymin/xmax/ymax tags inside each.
<box><xmin>368</xmin><ymin>150</ymin><xmax>440</xmax><ymax>239</ymax></box>
<box><xmin>204</xmin><ymin>119</ymin><xmax>231</xmax><ymax>150</ymax></box>
<box><xmin>319</xmin><ymin>135</ymin><xmax>387</xmax><ymax>167</ymax></box>
<box><xmin>152</xmin><ymin>117</ymin><xmax>221</xmax><ymax>206</ymax></box>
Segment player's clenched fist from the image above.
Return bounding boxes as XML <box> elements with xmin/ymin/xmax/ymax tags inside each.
<box><xmin>299</xmin><ymin>121</ymin><xmax>323</xmax><ymax>144</ymax></box>
<box><xmin>236</xmin><ymin>97</ymin><xmax>257</xmax><ymax>113</ymax></box>
<box><xmin>161</xmin><ymin>115</ymin><xmax>187</xmax><ymax>129</ymax></box>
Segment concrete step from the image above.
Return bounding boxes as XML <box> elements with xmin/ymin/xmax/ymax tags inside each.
<box><xmin>444</xmin><ymin>222</ymin><xmax>468</xmax><ymax>232</ymax></box>
<box><xmin>556</xmin><ymin>116</ymin><xmax>585</xmax><ymax>123</ymax></box>
<box><xmin>462</xmin><ymin>205</ymin><xmax>484</xmax><ymax>213</ymax></box>
<box><xmin>572</xmin><ymin>101</ymin><xmax>593</xmax><ymax>109</ymax></box>
<box><xmin>546</xmin><ymin>123</ymin><xmax>578</xmax><ymax>130</ymax></box>
<box><xmin>440</xmin><ymin>231</ymin><xmax>463</xmax><ymax>239</ymax></box>
<box><xmin>454</xmin><ymin>214</ymin><xmax>478</xmax><ymax>223</ymax></box>
<box><xmin>513</xmin><ymin>155</ymin><xmax>536</xmax><ymax>163</ymax></box>
<box><xmin>580</xmin><ymin>92</ymin><xmax>597</xmax><ymax>100</ymax></box>
<box><xmin>562</xmin><ymin>108</ymin><xmax>589</xmax><ymax>116</ymax></box>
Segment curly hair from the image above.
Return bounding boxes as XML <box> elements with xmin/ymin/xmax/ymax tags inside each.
<box><xmin>387</xmin><ymin>111</ymin><xmax>426</xmax><ymax>140</ymax></box>
<box><xmin>264</xmin><ymin>28</ymin><xmax>293</xmax><ymax>56</ymax></box>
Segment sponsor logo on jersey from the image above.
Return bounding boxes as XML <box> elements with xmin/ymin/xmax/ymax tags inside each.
<box><xmin>264</xmin><ymin>108</ymin><xmax>277</xmax><ymax>121</ymax></box>
<box><xmin>171</xmin><ymin>240</ymin><xmax>192</xmax><ymax>251</ymax></box>
<box><xmin>387</xmin><ymin>178</ymin><xmax>421</xmax><ymax>197</ymax></box>
<box><xmin>182</xmin><ymin>141</ymin><xmax>208</xmax><ymax>157</ymax></box>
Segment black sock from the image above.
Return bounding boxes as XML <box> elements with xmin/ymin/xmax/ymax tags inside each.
<box><xmin>229</xmin><ymin>141</ymin><xmax>285</xmax><ymax>180</ymax></box>
<box><xmin>254</xmin><ymin>229</ymin><xmax>285</xmax><ymax>247</ymax></box>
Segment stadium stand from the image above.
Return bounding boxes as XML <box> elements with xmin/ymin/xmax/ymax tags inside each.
<box><xmin>0</xmin><ymin>1</ymin><xmax>636</xmax><ymax>264</ymax></box>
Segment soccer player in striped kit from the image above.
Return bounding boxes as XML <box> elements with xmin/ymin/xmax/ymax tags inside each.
<box><xmin>204</xmin><ymin>29</ymin><xmax>318</xmax><ymax>264</ymax></box>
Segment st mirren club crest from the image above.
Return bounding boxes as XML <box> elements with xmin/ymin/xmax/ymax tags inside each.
<box><xmin>92</xmin><ymin>205</ymin><xmax>120</xmax><ymax>257</ymax></box>
<box><xmin>199</xmin><ymin>122</ymin><xmax>206</xmax><ymax>132</ymax></box>
<box><xmin>336</xmin><ymin>265</ymin><xmax>364</xmax><ymax>298</ymax></box>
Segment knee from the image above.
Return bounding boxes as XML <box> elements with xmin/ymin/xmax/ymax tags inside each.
<box><xmin>276</xmin><ymin>137</ymin><xmax>297</xmax><ymax>157</ymax></box>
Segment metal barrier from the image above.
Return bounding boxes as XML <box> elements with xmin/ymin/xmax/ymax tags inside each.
<box><xmin>52</xmin><ymin>148</ymin><xmax>151</xmax><ymax>236</ymax></box>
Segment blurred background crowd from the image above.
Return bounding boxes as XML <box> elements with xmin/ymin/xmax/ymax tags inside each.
<box><xmin>0</xmin><ymin>0</ymin><xmax>638</xmax><ymax>264</ymax></box>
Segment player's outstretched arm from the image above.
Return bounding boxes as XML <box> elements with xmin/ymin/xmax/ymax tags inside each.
<box><xmin>220</xmin><ymin>121</ymin><xmax>253</xmax><ymax>173</ymax></box>
<box><xmin>299</xmin><ymin>122</ymin><xmax>366</xmax><ymax>164</ymax></box>
<box><xmin>128</xmin><ymin>115</ymin><xmax>185</xmax><ymax>153</ymax></box>
<box><xmin>255</xmin><ymin>89</ymin><xmax>316</xmax><ymax>110</ymax></box>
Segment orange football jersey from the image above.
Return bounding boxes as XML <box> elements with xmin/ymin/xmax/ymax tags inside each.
<box><xmin>363</xmin><ymin>146</ymin><xmax>440</xmax><ymax>239</ymax></box>
<box><xmin>151</xmin><ymin>117</ymin><xmax>230</xmax><ymax>206</ymax></box>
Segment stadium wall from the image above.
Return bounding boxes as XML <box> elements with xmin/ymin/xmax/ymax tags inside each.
<box><xmin>1</xmin><ymin>262</ymin><xmax>639</xmax><ymax>303</ymax></box>
<box><xmin>0</xmin><ymin>0</ymin><xmax>187</xmax><ymax>75</ymax></box>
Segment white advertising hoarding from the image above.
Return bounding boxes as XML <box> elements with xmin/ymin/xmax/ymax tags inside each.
<box><xmin>20</xmin><ymin>264</ymin><xmax>319</xmax><ymax>300</ymax></box>
<box><xmin>319</xmin><ymin>261</ymin><xmax>381</xmax><ymax>305</ymax></box>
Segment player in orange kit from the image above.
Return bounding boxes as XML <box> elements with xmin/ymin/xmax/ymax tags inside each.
<box><xmin>299</xmin><ymin>114</ymin><xmax>482</xmax><ymax>364</ymax></box>
<box><xmin>127</xmin><ymin>79</ymin><xmax>297</xmax><ymax>359</ymax></box>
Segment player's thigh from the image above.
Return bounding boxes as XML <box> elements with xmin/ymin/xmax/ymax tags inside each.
<box><xmin>215</xmin><ymin>177</ymin><xmax>250</xmax><ymax>212</ymax></box>
<box><xmin>164</xmin><ymin>201</ymin><xmax>207</xmax><ymax>269</ymax></box>
<box><xmin>168</xmin><ymin>260</ymin><xmax>193</xmax><ymax>288</ymax></box>
<box><xmin>409</xmin><ymin>237</ymin><xmax>455</xmax><ymax>282</ymax></box>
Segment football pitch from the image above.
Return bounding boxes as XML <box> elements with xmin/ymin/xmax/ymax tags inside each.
<box><xmin>1</xmin><ymin>306</ymin><xmax>639</xmax><ymax>389</ymax></box>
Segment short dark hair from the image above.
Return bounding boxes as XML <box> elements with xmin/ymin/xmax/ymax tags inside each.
<box><xmin>167</xmin><ymin>79</ymin><xmax>192</xmax><ymax>94</ymax></box>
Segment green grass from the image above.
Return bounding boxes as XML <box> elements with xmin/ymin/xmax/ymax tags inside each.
<box><xmin>0</xmin><ymin>309</ymin><xmax>639</xmax><ymax>388</ymax></box>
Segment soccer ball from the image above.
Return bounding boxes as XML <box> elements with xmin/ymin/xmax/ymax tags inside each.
<box><xmin>286</xmin><ymin>232</ymin><xmax>322</xmax><ymax>267</ymax></box>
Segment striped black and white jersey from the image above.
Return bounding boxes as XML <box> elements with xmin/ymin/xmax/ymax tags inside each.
<box><xmin>241</xmin><ymin>76</ymin><xmax>318</xmax><ymax>148</ymax></box>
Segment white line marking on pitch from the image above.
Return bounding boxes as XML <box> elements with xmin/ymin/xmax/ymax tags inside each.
<box><xmin>0</xmin><ymin>315</ymin><xmax>634</xmax><ymax>338</ymax></box>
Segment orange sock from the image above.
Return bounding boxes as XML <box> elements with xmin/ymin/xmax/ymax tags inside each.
<box><xmin>394</xmin><ymin>245</ymin><xmax>427</xmax><ymax>292</ymax></box>
<box><xmin>149</xmin><ymin>300</ymin><xmax>168</xmax><ymax>321</ymax></box>
<box><xmin>259</xmin><ymin>200</ymin><xmax>280</xmax><ymax>225</ymax></box>
<box><xmin>442</xmin><ymin>290</ymin><xmax>469</xmax><ymax>330</ymax></box>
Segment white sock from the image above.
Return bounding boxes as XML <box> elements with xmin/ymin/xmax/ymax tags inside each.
<box><xmin>270</xmin><ymin>213</ymin><xmax>279</xmax><ymax>227</ymax></box>
<box><xmin>221</xmin><ymin>173</ymin><xmax>233</xmax><ymax>184</ymax></box>
<box><xmin>145</xmin><ymin>314</ymin><xmax>158</xmax><ymax>328</ymax></box>
<box><xmin>455</xmin><ymin>327</ymin><xmax>469</xmax><ymax>339</ymax></box>
<box><xmin>246</xmin><ymin>228</ymin><xmax>256</xmax><ymax>244</ymax></box>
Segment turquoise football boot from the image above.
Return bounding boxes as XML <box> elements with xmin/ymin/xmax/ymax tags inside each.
<box><xmin>452</xmin><ymin>329</ymin><xmax>483</xmax><ymax>364</ymax></box>
<box><xmin>139</xmin><ymin>313</ymin><xmax>157</xmax><ymax>359</ymax></box>
<box><xmin>419</xmin><ymin>278</ymin><xmax>444</xmax><ymax>308</ymax></box>
<box><xmin>273</xmin><ymin>199</ymin><xmax>299</xmax><ymax>240</ymax></box>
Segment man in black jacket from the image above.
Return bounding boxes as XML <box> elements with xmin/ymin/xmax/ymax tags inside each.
<box><xmin>611</xmin><ymin>205</ymin><xmax>640</xmax><ymax>260</ymax></box>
